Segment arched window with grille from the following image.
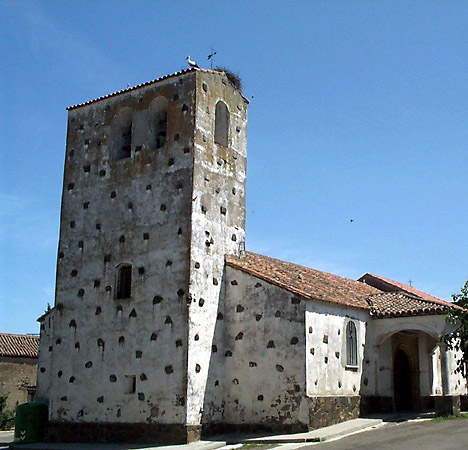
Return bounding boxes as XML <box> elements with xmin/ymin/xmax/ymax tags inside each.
<box><xmin>214</xmin><ymin>101</ymin><xmax>229</xmax><ymax>146</ymax></box>
<box><xmin>346</xmin><ymin>321</ymin><xmax>358</xmax><ymax>367</ymax></box>
<box><xmin>116</xmin><ymin>264</ymin><xmax>132</xmax><ymax>299</ymax></box>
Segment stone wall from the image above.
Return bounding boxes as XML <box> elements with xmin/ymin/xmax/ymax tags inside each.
<box><xmin>186</xmin><ymin>71</ymin><xmax>247</xmax><ymax>430</ymax></box>
<box><xmin>210</xmin><ymin>268</ymin><xmax>368</xmax><ymax>432</ymax></box>
<box><xmin>37</xmin><ymin>69</ymin><xmax>249</xmax><ymax>443</ymax></box>
<box><xmin>219</xmin><ymin>268</ymin><xmax>309</xmax><ymax>429</ymax></box>
<box><xmin>36</xmin><ymin>310</ymin><xmax>54</xmax><ymax>402</ymax></box>
<box><xmin>0</xmin><ymin>357</ymin><xmax>37</xmax><ymax>410</ymax></box>
<box><xmin>41</xmin><ymin>71</ymin><xmax>198</xmax><ymax>427</ymax></box>
<box><xmin>308</xmin><ymin>396</ymin><xmax>360</xmax><ymax>429</ymax></box>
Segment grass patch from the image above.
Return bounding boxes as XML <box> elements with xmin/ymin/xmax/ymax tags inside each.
<box><xmin>432</xmin><ymin>412</ymin><xmax>468</xmax><ymax>422</ymax></box>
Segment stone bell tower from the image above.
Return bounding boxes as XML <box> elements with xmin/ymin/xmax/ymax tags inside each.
<box><xmin>36</xmin><ymin>68</ymin><xmax>248</xmax><ymax>443</ymax></box>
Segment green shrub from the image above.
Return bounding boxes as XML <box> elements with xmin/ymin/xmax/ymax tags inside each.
<box><xmin>0</xmin><ymin>393</ymin><xmax>15</xmax><ymax>430</ymax></box>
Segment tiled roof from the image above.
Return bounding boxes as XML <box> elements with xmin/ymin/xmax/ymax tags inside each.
<box><xmin>358</xmin><ymin>273</ymin><xmax>463</xmax><ymax>311</ymax></box>
<box><xmin>0</xmin><ymin>333</ymin><xmax>39</xmax><ymax>358</ymax></box>
<box><xmin>226</xmin><ymin>252</ymin><xmax>381</xmax><ymax>310</ymax></box>
<box><xmin>367</xmin><ymin>292</ymin><xmax>448</xmax><ymax>318</ymax></box>
<box><xmin>67</xmin><ymin>67</ymin><xmax>248</xmax><ymax>111</ymax></box>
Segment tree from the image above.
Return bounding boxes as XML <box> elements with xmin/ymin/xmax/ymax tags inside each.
<box><xmin>0</xmin><ymin>393</ymin><xmax>15</xmax><ymax>430</ymax></box>
<box><xmin>441</xmin><ymin>279</ymin><xmax>468</xmax><ymax>377</ymax></box>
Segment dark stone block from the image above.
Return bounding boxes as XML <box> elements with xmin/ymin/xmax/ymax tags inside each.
<box><xmin>435</xmin><ymin>395</ymin><xmax>461</xmax><ymax>416</ymax></box>
<box><xmin>461</xmin><ymin>395</ymin><xmax>468</xmax><ymax>412</ymax></box>
<box><xmin>360</xmin><ymin>395</ymin><xmax>393</xmax><ymax>415</ymax></box>
<box><xmin>308</xmin><ymin>396</ymin><xmax>360</xmax><ymax>430</ymax></box>
<box><xmin>46</xmin><ymin>422</ymin><xmax>190</xmax><ymax>444</ymax></box>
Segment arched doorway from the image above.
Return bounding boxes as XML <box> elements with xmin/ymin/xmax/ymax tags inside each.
<box><xmin>393</xmin><ymin>348</ymin><xmax>413</xmax><ymax>411</ymax></box>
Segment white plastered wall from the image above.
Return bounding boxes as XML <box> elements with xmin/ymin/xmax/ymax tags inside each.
<box><xmin>305</xmin><ymin>303</ymin><xmax>368</xmax><ymax>397</ymax></box>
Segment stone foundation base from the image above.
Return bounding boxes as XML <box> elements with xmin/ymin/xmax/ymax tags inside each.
<box><xmin>46</xmin><ymin>397</ymin><xmax>362</xmax><ymax>443</ymax></box>
<box><xmin>202</xmin><ymin>422</ymin><xmax>308</xmax><ymax>437</ymax></box>
<box><xmin>434</xmin><ymin>395</ymin><xmax>461</xmax><ymax>416</ymax></box>
<box><xmin>308</xmin><ymin>396</ymin><xmax>360</xmax><ymax>430</ymax></box>
<box><xmin>461</xmin><ymin>395</ymin><xmax>468</xmax><ymax>412</ymax></box>
<box><xmin>46</xmin><ymin>422</ymin><xmax>193</xmax><ymax>444</ymax></box>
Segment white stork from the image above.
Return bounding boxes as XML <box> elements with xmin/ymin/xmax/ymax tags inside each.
<box><xmin>186</xmin><ymin>56</ymin><xmax>199</xmax><ymax>68</ymax></box>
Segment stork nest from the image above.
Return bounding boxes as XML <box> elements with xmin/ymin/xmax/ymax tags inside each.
<box><xmin>215</xmin><ymin>67</ymin><xmax>243</xmax><ymax>93</ymax></box>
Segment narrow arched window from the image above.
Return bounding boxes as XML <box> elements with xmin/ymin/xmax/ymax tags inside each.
<box><xmin>149</xmin><ymin>96</ymin><xmax>168</xmax><ymax>150</ymax></box>
<box><xmin>214</xmin><ymin>101</ymin><xmax>229</xmax><ymax>146</ymax></box>
<box><xmin>116</xmin><ymin>264</ymin><xmax>132</xmax><ymax>299</ymax></box>
<box><xmin>113</xmin><ymin>108</ymin><xmax>133</xmax><ymax>160</ymax></box>
<box><xmin>346</xmin><ymin>321</ymin><xmax>358</xmax><ymax>367</ymax></box>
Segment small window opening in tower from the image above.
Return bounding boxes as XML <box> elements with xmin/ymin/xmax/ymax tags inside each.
<box><xmin>114</xmin><ymin>107</ymin><xmax>133</xmax><ymax>160</ymax></box>
<box><xmin>214</xmin><ymin>101</ymin><xmax>229</xmax><ymax>147</ymax></box>
<box><xmin>116</xmin><ymin>264</ymin><xmax>132</xmax><ymax>299</ymax></box>
<box><xmin>121</xmin><ymin>125</ymin><xmax>132</xmax><ymax>157</ymax></box>
<box><xmin>124</xmin><ymin>375</ymin><xmax>136</xmax><ymax>394</ymax></box>
<box><xmin>149</xmin><ymin>96</ymin><xmax>168</xmax><ymax>150</ymax></box>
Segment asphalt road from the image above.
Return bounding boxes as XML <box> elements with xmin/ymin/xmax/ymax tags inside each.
<box><xmin>307</xmin><ymin>419</ymin><xmax>468</xmax><ymax>450</ymax></box>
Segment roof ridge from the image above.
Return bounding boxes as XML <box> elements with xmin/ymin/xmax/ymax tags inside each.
<box><xmin>67</xmin><ymin>67</ymin><xmax>248</xmax><ymax>111</ymax></box>
<box><xmin>241</xmin><ymin>251</ymin><xmax>375</xmax><ymax>287</ymax></box>
<box><xmin>0</xmin><ymin>332</ymin><xmax>39</xmax><ymax>338</ymax></box>
<box><xmin>360</xmin><ymin>272</ymin><xmax>457</xmax><ymax>308</ymax></box>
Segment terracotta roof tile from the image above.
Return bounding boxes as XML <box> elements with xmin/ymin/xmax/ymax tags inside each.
<box><xmin>226</xmin><ymin>252</ymin><xmax>380</xmax><ymax>310</ymax></box>
<box><xmin>358</xmin><ymin>273</ymin><xmax>463</xmax><ymax>311</ymax></box>
<box><xmin>368</xmin><ymin>292</ymin><xmax>448</xmax><ymax>318</ymax></box>
<box><xmin>0</xmin><ymin>333</ymin><xmax>39</xmax><ymax>358</ymax></box>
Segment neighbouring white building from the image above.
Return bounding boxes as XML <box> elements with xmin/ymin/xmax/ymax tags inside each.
<box><xmin>36</xmin><ymin>68</ymin><xmax>466</xmax><ymax>444</ymax></box>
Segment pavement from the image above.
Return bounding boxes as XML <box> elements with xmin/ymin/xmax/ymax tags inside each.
<box><xmin>301</xmin><ymin>416</ymin><xmax>468</xmax><ymax>450</ymax></box>
<box><xmin>0</xmin><ymin>413</ymin><xmax>433</xmax><ymax>450</ymax></box>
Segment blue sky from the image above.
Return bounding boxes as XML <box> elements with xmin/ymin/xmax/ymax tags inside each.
<box><xmin>2</xmin><ymin>1</ymin><xmax>468</xmax><ymax>334</ymax></box>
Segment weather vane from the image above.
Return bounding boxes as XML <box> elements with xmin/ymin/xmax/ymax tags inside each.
<box><xmin>207</xmin><ymin>46</ymin><xmax>217</xmax><ymax>69</ymax></box>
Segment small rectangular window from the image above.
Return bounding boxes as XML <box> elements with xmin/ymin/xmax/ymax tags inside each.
<box><xmin>124</xmin><ymin>375</ymin><xmax>136</xmax><ymax>394</ymax></box>
<box><xmin>116</xmin><ymin>265</ymin><xmax>132</xmax><ymax>299</ymax></box>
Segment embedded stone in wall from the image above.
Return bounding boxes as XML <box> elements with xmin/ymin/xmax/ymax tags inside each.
<box><xmin>308</xmin><ymin>396</ymin><xmax>360</xmax><ymax>430</ymax></box>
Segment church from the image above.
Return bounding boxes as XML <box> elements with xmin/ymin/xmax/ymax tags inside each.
<box><xmin>35</xmin><ymin>67</ymin><xmax>466</xmax><ymax>444</ymax></box>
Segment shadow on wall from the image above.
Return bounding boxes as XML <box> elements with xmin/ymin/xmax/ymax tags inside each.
<box><xmin>201</xmin><ymin>267</ymin><xmax>227</xmax><ymax>434</ymax></box>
